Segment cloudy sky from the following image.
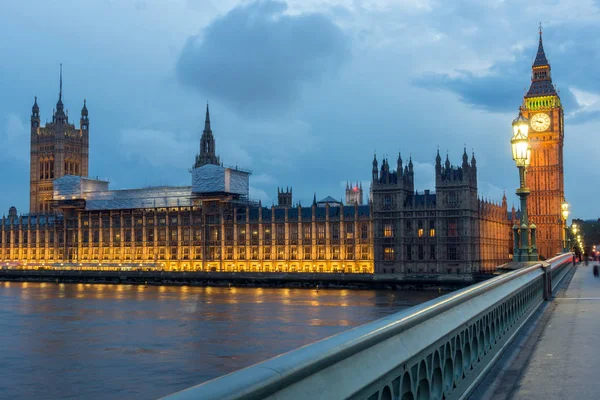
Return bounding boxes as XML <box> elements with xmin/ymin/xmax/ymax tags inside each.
<box><xmin>0</xmin><ymin>0</ymin><xmax>598</xmax><ymax>219</ymax></box>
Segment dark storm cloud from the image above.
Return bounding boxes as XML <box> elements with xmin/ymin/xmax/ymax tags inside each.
<box><xmin>176</xmin><ymin>0</ymin><xmax>349</xmax><ymax>117</ymax></box>
<box><xmin>415</xmin><ymin>67</ymin><xmax>526</xmax><ymax>114</ymax></box>
<box><xmin>415</xmin><ymin>25</ymin><xmax>600</xmax><ymax>121</ymax></box>
<box><xmin>415</xmin><ymin>50</ymin><xmax>576</xmax><ymax>115</ymax></box>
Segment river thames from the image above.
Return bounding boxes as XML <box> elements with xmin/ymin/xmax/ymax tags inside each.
<box><xmin>0</xmin><ymin>282</ymin><xmax>440</xmax><ymax>399</ymax></box>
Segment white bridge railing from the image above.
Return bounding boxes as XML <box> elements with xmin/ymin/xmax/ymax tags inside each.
<box><xmin>162</xmin><ymin>253</ymin><xmax>573</xmax><ymax>400</ymax></box>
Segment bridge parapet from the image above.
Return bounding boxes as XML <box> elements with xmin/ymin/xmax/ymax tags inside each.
<box><xmin>163</xmin><ymin>253</ymin><xmax>573</xmax><ymax>400</ymax></box>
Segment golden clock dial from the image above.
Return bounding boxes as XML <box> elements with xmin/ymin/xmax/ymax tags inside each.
<box><xmin>530</xmin><ymin>113</ymin><xmax>551</xmax><ymax>132</ymax></box>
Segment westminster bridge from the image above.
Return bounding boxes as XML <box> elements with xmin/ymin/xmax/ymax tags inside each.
<box><xmin>162</xmin><ymin>252</ymin><xmax>599</xmax><ymax>400</ymax></box>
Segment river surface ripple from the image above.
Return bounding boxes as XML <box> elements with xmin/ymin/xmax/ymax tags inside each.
<box><xmin>0</xmin><ymin>282</ymin><xmax>439</xmax><ymax>399</ymax></box>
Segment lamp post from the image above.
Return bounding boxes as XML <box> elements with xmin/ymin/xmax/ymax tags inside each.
<box><xmin>561</xmin><ymin>200</ymin><xmax>570</xmax><ymax>253</ymax></box>
<box><xmin>511</xmin><ymin>109</ymin><xmax>538</xmax><ymax>262</ymax></box>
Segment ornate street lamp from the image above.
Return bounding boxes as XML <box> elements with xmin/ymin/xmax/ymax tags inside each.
<box><xmin>561</xmin><ymin>200</ymin><xmax>570</xmax><ymax>252</ymax></box>
<box><xmin>511</xmin><ymin>109</ymin><xmax>538</xmax><ymax>262</ymax></box>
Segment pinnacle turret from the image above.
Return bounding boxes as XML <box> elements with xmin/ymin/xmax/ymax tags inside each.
<box><xmin>32</xmin><ymin>96</ymin><xmax>39</xmax><ymax>114</ymax></box>
<box><xmin>81</xmin><ymin>99</ymin><xmax>88</xmax><ymax>117</ymax></box>
<box><xmin>53</xmin><ymin>64</ymin><xmax>67</xmax><ymax>124</ymax></box>
<box><xmin>372</xmin><ymin>153</ymin><xmax>378</xmax><ymax>182</ymax></box>
<box><xmin>193</xmin><ymin>102</ymin><xmax>220</xmax><ymax>168</ymax></box>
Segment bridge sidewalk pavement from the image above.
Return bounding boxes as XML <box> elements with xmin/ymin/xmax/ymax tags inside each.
<box><xmin>471</xmin><ymin>263</ymin><xmax>600</xmax><ymax>400</ymax></box>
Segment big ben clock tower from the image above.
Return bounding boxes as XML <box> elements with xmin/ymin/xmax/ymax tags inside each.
<box><xmin>520</xmin><ymin>28</ymin><xmax>564</xmax><ymax>259</ymax></box>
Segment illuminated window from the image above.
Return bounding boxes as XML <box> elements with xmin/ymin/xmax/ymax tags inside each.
<box><xmin>317</xmin><ymin>224</ymin><xmax>325</xmax><ymax>240</ymax></box>
<box><xmin>318</xmin><ymin>246</ymin><xmax>325</xmax><ymax>260</ymax></box>
<box><xmin>429</xmin><ymin>229</ymin><xmax>435</xmax><ymax>237</ymax></box>
<box><xmin>418</xmin><ymin>229</ymin><xmax>424</xmax><ymax>237</ymax></box>
<box><xmin>384</xmin><ymin>246</ymin><xmax>394</xmax><ymax>261</ymax></box>
<box><xmin>384</xmin><ymin>224</ymin><xmax>393</xmax><ymax>238</ymax></box>
<box><xmin>346</xmin><ymin>245</ymin><xmax>354</xmax><ymax>260</ymax></box>
<box><xmin>332</xmin><ymin>247</ymin><xmax>340</xmax><ymax>260</ymax></box>
<box><xmin>345</xmin><ymin>222</ymin><xmax>354</xmax><ymax>239</ymax></box>
<box><xmin>303</xmin><ymin>225</ymin><xmax>311</xmax><ymax>240</ymax></box>
<box><xmin>361</xmin><ymin>245</ymin><xmax>369</xmax><ymax>259</ymax></box>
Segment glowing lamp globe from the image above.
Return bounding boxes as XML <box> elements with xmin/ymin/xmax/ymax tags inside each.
<box><xmin>561</xmin><ymin>201</ymin><xmax>570</xmax><ymax>221</ymax></box>
<box><xmin>512</xmin><ymin>109</ymin><xmax>529</xmax><ymax>138</ymax></box>
<box><xmin>511</xmin><ymin>129</ymin><xmax>530</xmax><ymax>167</ymax></box>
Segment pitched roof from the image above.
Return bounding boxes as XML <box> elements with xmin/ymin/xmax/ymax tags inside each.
<box><xmin>533</xmin><ymin>36</ymin><xmax>549</xmax><ymax>67</ymax></box>
<box><xmin>318</xmin><ymin>196</ymin><xmax>342</xmax><ymax>204</ymax></box>
<box><xmin>525</xmin><ymin>79</ymin><xmax>557</xmax><ymax>98</ymax></box>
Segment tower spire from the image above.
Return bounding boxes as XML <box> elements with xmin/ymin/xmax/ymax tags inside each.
<box><xmin>53</xmin><ymin>64</ymin><xmax>67</xmax><ymax>123</ymax></box>
<box><xmin>59</xmin><ymin>63</ymin><xmax>63</xmax><ymax>102</ymax></box>
<box><xmin>193</xmin><ymin>101</ymin><xmax>219</xmax><ymax>168</ymax></box>
<box><xmin>205</xmin><ymin>102</ymin><xmax>211</xmax><ymax>131</ymax></box>
<box><xmin>533</xmin><ymin>24</ymin><xmax>549</xmax><ymax>68</ymax></box>
<box><xmin>526</xmin><ymin>26</ymin><xmax>555</xmax><ymax>98</ymax></box>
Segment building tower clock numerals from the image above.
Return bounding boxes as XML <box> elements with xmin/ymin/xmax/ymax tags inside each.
<box><xmin>530</xmin><ymin>112</ymin><xmax>551</xmax><ymax>132</ymax></box>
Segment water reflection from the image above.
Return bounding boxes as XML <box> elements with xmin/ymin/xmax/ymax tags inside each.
<box><xmin>0</xmin><ymin>282</ymin><xmax>439</xmax><ymax>400</ymax></box>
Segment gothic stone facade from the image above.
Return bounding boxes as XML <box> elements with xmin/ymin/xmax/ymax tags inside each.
<box><xmin>2</xmin><ymin>103</ymin><xmax>373</xmax><ymax>273</ymax></box>
<box><xmin>345</xmin><ymin>182</ymin><xmax>364</xmax><ymax>205</ymax></box>
<box><xmin>0</xmin><ymin>202</ymin><xmax>373</xmax><ymax>274</ymax></box>
<box><xmin>30</xmin><ymin>67</ymin><xmax>89</xmax><ymax>214</ymax></box>
<box><xmin>519</xmin><ymin>32</ymin><xmax>565</xmax><ymax>259</ymax></box>
<box><xmin>3</xmin><ymin>72</ymin><xmax>514</xmax><ymax>274</ymax></box>
<box><xmin>371</xmin><ymin>151</ymin><xmax>510</xmax><ymax>274</ymax></box>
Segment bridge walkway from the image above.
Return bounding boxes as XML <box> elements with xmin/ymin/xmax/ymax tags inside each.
<box><xmin>471</xmin><ymin>263</ymin><xmax>600</xmax><ymax>400</ymax></box>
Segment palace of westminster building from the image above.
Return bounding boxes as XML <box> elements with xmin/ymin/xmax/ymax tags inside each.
<box><xmin>0</xmin><ymin>32</ymin><xmax>565</xmax><ymax>274</ymax></box>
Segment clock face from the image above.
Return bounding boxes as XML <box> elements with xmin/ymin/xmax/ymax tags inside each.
<box><xmin>530</xmin><ymin>113</ymin><xmax>551</xmax><ymax>132</ymax></box>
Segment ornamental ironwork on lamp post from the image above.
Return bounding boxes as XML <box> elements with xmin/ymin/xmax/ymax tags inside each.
<box><xmin>511</xmin><ymin>109</ymin><xmax>538</xmax><ymax>262</ymax></box>
<box><xmin>561</xmin><ymin>200</ymin><xmax>570</xmax><ymax>253</ymax></box>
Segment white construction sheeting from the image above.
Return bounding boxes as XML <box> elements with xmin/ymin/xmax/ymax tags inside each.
<box><xmin>53</xmin><ymin>175</ymin><xmax>109</xmax><ymax>199</ymax></box>
<box><xmin>84</xmin><ymin>186</ymin><xmax>193</xmax><ymax>210</ymax></box>
<box><xmin>192</xmin><ymin>164</ymin><xmax>249</xmax><ymax>196</ymax></box>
